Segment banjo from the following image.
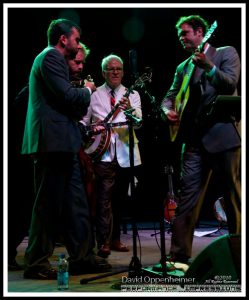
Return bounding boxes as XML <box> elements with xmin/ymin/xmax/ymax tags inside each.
<box><xmin>82</xmin><ymin>70</ymin><xmax>152</xmax><ymax>161</ymax></box>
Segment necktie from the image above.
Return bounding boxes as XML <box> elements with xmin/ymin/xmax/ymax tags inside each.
<box><xmin>110</xmin><ymin>90</ymin><xmax>116</xmax><ymax>109</ymax></box>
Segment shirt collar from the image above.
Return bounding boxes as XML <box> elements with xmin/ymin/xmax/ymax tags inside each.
<box><xmin>105</xmin><ymin>83</ymin><xmax>122</xmax><ymax>95</ymax></box>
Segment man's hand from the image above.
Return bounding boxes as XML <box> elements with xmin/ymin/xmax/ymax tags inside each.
<box><xmin>161</xmin><ymin>107</ymin><xmax>179</xmax><ymax>123</ymax></box>
<box><xmin>84</xmin><ymin>81</ymin><xmax>97</xmax><ymax>93</ymax></box>
<box><xmin>192</xmin><ymin>50</ymin><xmax>214</xmax><ymax>72</ymax></box>
<box><xmin>91</xmin><ymin>120</ymin><xmax>106</xmax><ymax>134</ymax></box>
<box><xmin>119</xmin><ymin>97</ymin><xmax>131</xmax><ymax>110</ymax></box>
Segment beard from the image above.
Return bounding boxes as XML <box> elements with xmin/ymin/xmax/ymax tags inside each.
<box><xmin>68</xmin><ymin>49</ymin><xmax>78</xmax><ymax>60</ymax></box>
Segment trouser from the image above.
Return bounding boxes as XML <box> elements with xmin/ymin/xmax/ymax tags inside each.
<box><xmin>8</xmin><ymin>155</ymin><xmax>34</xmax><ymax>262</ymax></box>
<box><xmin>170</xmin><ymin>145</ymin><xmax>241</xmax><ymax>259</ymax></box>
<box><xmin>24</xmin><ymin>153</ymin><xmax>92</xmax><ymax>272</ymax></box>
<box><xmin>93</xmin><ymin>159</ymin><xmax>142</xmax><ymax>247</ymax></box>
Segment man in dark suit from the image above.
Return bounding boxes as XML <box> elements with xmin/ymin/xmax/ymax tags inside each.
<box><xmin>161</xmin><ymin>15</ymin><xmax>241</xmax><ymax>264</ymax></box>
<box><xmin>21</xmin><ymin>18</ymin><xmax>111</xmax><ymax>279</ymax></box>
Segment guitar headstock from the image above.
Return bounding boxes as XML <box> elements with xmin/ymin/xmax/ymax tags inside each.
<box><xmin>134</xmin><ymin>68</ymin><xmax>152</xmax><ymax>89</ymax></box>
<box><xmin>123</xmin><ymin>68</ymin><xmax>152</xmax><ymax>98</ymax></box>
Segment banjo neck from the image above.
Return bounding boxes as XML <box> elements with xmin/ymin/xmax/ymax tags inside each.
<box><xmin>85</xmin><ymin>121</ymin><xmax>129</xmax><ymax>136</ymax></box>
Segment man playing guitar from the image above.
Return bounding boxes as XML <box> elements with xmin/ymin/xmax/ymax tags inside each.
<box><xmin>160</xmin><ymin>15</ymin><xmax>241</xmax><ymax>267</ymax></box>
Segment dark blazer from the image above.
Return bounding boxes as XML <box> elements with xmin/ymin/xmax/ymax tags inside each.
<box><xmin>22</xmin><ymin>47</ymin><xmax>90</xmax><ymax>154</ymax></box>
<box><xmin>162</xmin><ymin>45</ymin><xmax>241</xmax><ymax>153</ymax></box>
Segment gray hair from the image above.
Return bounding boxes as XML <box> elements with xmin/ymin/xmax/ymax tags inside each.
<box><xmin>101</xmin><ymin>54</ymin><xmax>123</xmax><ymax>71</ymax></box>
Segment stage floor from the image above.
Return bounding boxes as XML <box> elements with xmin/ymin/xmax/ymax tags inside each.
<box><xmin>6</xmin><ymin>221</ymin><xmax>231</xmax><ymax>295</ymax></box>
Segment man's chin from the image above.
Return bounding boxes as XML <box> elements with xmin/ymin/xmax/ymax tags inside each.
<box><xmin>184</xmin><ymin>46</ymin><xmax>192</xmax><ymax>53</ymax></box>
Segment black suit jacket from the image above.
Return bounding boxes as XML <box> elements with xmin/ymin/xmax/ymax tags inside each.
<box><xmin>22</xmin><ymin>47</ymin><xmax>90</xmax><ymax>154</ymax></box>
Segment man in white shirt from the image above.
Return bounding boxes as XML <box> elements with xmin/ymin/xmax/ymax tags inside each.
<box><xmin>82</xmin><ymin>54</ymin><xmax>142</xmax><ymax>257</ymax></box>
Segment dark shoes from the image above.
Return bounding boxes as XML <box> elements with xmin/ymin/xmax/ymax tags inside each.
<box><xmin>8</xmin><ymin>259</ymin><xmax>23</xmax><ymax>271</ymax></box>
<box><xmin>23</xmin><ymin>255</ymin><xmax>112</xmax><ymax>278</ymax></box>
<box><xmin>111</xmin><ymin>240</ymin><xmax>129</xmax><ymax>252</ymax></box>
<box><xmin>23</xmin><ymin>268</ymin><xmax>57</xmax><ymax>280</ymax></box>
<box><xmin>97</xmin><ymin>244</ymin><xmax>111</xmax><ymax>258</ymax></box>
<box><xmin>166</xmin><ymin>253</ymin><xmax>190</xmax><ymax>264</ymax></box>
<box><xmin>69</xmin><ymin>255</ymin><xmax>112</xmax><ymax>275</ymax></box>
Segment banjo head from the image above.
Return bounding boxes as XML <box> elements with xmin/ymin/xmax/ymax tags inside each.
<box><xmin>84</xmin><ymin>129</ymin><xmax>111</xmax><ymax>161</ymax></box>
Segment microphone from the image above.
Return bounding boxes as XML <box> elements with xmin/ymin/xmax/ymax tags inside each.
<box><xmin>129</xmin><ymin>49</ymin><xmax>139</xmax><ymax>79</ymax></box>
<box><xmin>124</xmin><ymin>110</ymin><xmax>142</xmax><ymax>125</ymax></box>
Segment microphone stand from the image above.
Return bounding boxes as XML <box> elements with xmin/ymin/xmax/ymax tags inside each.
<box><xmin>124</xmin><ymin>113</ymin><xmax>143</xmax><ymax>278</ymax></box>
<box><xmin>138</xmin><ymin>85</ymin><xmax>170</xmax><ymax>278</ymax></box>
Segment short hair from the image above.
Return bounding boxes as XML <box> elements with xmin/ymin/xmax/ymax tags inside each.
<box><xmin>47</xmin><ymin>18</ymin><xmax>81</xmax><ymax>46</ymax></box>
<box><xmin>101</xmin><ymin>54</ymin><xmax>123</xmax><ymax>71</ymax></box>
<box><xmin>175</xmin><ymin>15</ymin><xmax>209</xmax><ymax>35</ymax></box>
<box><xmin>78</xmin><ymin>42</ymin><xmax>90</xmax><ymax>59</ymax></box>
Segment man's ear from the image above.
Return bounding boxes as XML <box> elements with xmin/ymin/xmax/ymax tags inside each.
<box><xmin>196</xmin><ymin>27</ymin><xmax>203</xmax><ymax>37</ymax></box>
<box><xmin>60</xmin><ymin>34</ymin><xmax>67</xmax><ymax>47</ymax></box>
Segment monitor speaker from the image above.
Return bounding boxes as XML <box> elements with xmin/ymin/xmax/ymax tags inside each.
<box><xmin>184</xmin><ymin>234</ymin><xmax>241</xmax><ymax>284</ymax></box>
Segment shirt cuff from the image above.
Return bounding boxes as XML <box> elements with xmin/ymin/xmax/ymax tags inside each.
<box><xmin>206</xmin><ymin>65</ymin><xmax>216</xmax><ymax>77</ymax></box>
<box><xmin>86</xmin><ymin>87</ymin><xmax>92</xmax><ymax>95</ymax></box>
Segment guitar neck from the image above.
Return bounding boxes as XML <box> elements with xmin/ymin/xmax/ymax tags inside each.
<box><xmin>102</xmin><ymin>84</ymin><xmax>134</xmax><ymax>124</ymax></box>
<box><xmin>182</xmin><ymin>20</ymin><xmax>218</xmax><ymax>95</ymax></box>
<box><xmin>103</xmin><ymin>103</ymin><xmax>120</xmax><ymax>123</ymax></box>
<box><xmin>107</xmin><ymin>121</ymin><xmax>129</xmax><ymax>128</ymax></box>
<box><xmin>181</xmin><ymin>40</ymin><xmax>207</xmax><ymax>95</ymax></box>
<box><xmin>85</xmin><ymin>121</ymin><xmax>129</xmax><ymax>136</ymax></box>
<box><xmin>182</xmin><ymin>60</ymin><xmax>196</xmax><ymax>95</ymax></box>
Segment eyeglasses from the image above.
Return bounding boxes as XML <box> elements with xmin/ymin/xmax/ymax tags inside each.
<box><xmin>105</xmin><ymin>67</ymin><xmax>123</xmax><ymax>72</ymax></box>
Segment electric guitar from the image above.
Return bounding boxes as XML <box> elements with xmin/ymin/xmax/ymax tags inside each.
<box><xmin>82</xmin><ymin>70</ymin><xmax>152</xmax><ymax>161</ymax></box>
<box><xmin>169</xmin><ymin>20</ymin><xmax>218</xmax><ymax>142</ymax></box>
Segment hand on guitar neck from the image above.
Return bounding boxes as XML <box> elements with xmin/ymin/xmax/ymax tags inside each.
<box><xmin>118</xmin><ymin>96</ymin><xmax>132</xmax><ymax>111</ymax></box>
<box><xmin>192</xmin><ymin>50</ymin><xmax>214</xmax><ymax>72</ymax></box>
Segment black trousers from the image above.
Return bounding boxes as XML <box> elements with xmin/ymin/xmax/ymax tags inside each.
<box><xmin>93</xmin><ymin>159</ymin><xmax>142</xmax><ymax>247</ymax></box>
<box><xmin>24</xmin><ymin>153</ymin><xmax>93</xmax><ymax>272</ymax></box>
<box><xmin>170</xmin><ymin>144</ymin><xmax>241</xmax><ymax>259</ymax></box>
<box><xmin>8</xmin><ymin>155</ymin><xmax>34</xmax><ymax>263</ymax></box>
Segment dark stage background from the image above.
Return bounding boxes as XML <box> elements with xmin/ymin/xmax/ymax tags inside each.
<box><xmin>8</xmin><ymin>6</ymin><xmax>242</xmax><ymax>222</ymax></box>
